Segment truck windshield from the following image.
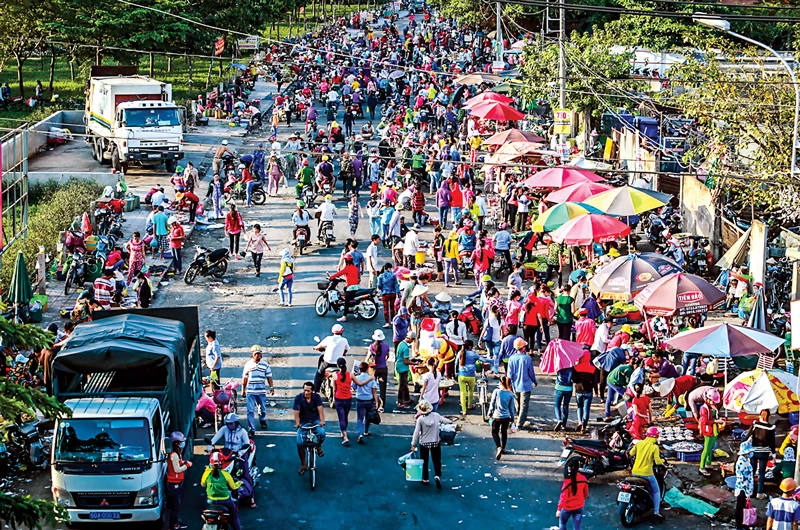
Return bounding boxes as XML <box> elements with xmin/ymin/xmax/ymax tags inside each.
<box><xmin>54</xmin><ymin>419</ymin><xmax>152</xmax><ymax>463</ymax></box>
<box><xmin>123</xmin><ymin>108</ymin><xmax>180</xmax><ymax>127</ymax></box>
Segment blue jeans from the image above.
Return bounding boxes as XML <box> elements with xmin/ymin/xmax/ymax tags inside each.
<box><xmin>296</xmin><ymin>420</ymin><xmax>327</xmax><ymax>446</ymax></box>
<box><xmin>535</xmin><ymin>321</ymin><xmax>551</xmax><ymax>351</ymax></box>
<box><xmin>605</xmin><ymin>383</ymin><xmax>626</xmax><ymax>417</ymax></box>
<box><xmin>752</xmin><ymin>452</ymin><xmax>770</xmax><ymax>494</ymax></box>
<box><xmin>633</xmin><ymin>474</ymin><xmax>661</xmax><ymax>515</ymax></box>
<box><xmin>438</xmin><ymin>206</ymin><xmax>450</xmax><ymax>228</ymax></box>
<box><xmin>554</xmin><ymin>389</ymin><xmax>572</xmax><ymax>423</ymax></box>
<box><xmin>575</xmin><ymin>392</ymin><xmax>593</xmax><ymax>425</ymax></box>
<box><xmin>246</xmin><ymin>393</ymin><xmax>267</xmax><ymax>431</ymax></box>
<box><xmin>485</xmin><ymin>340</ymin><xmax>500</xmax><ymax>372</ymax></box>
<box><xmin>370</xmin><ymin>217</ymin><xmax>381</xmax><ymax>235</ymax></box>
<box><xmin>334</xmin><ymin>398</ymin><xmax>351</xmax><ymax>433</ymax></box>
<box><xmin>453</xmin><ymin>207</ymin><xmax>463</xmax><ymax>225</ymax></box>
<box><xmin>429</xmin><ymin>171</ymin><xmax>440</xmax><ymax>191</ymax></box>
<box><xmin>208</xmin><ymin>498</ymin><xmax>240</xmax><ymax>530</ymax></box>
<box><xmin>559</xmin><ymin>507</ymin><xmax>583</xmax><ymax>530</ymax></box>
<box><xmin>246</xmin><ymin>180</ymin><xmax>258</xmax><ymax>206</ymax></box>
<box><xmin>170</xmin><ymin>247</ymin><xmax>182</xmax><ymax>273</ymax></box>
<box><xmin>356</xmin><ymin>399</ymin><xmax>373</xmax><ymax>436</ymax></box>
<box><xmin>280</xmin><ymin>277</ymin><xmax>294</xmax><ymax>304</ymax></box>
<box><xmin>444</xmin><ymin>258</ymin><xmax>459</xmax><ymax>285</ymax></box>
<box><xmin>682</xmin><ymin>352</ymin><xmax>699</xmax><ymax>376</ymax></box>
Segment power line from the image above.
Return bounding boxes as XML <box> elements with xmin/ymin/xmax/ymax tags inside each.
<box><xmin>628</xmin><ymin>0</ymin><xmax>800</xmax><ymax>13</ymax></box>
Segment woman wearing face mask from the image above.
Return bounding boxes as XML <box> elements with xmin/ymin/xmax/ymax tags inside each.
<box><xmin>166</xmin><ymin>432</ymin><xmax>192</xmax><ymax>530</ymax></box>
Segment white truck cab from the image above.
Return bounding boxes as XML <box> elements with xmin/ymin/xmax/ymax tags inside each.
<box><xmin>51</xmin><ymin>397</ymin><xmax>167</xmax><ymax>524</ymax></box>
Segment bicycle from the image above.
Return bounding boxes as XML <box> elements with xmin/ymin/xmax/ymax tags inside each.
<box><xmin>299</xmin><ymin>423</ymin><xmax>321</xmax><ymax>490</ymax></box>
<box><xmin>476</xmin><ymin>362</ymin><xmax>490</xmax><ymax>423</ymax></box>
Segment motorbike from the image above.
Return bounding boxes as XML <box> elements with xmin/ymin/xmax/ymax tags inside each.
<box><xmin>318</xmin><ymin>356</ymin><xmax>339</xmax><ymax>408</ymax></box>
<box><xmin>301</xmin><ymin>185</ymin><xmax>316</xmax><ymax>208</ymax></box>
<box><xmin>211</xmin><ymin>379</ymin><xmax>239</xmax><ymax>432</ymax></box>
<box><xmin>203</xmin><ymin>438</ymin><xmax>259</xmax><ymax>511</ymax></box>
<box><xmin>558</xmin><ymin>417</ymin><xmax>632</xmax><ymax>478</ymax></box>
<box><xmin>314</xmin><ymin>277</ymin><xmax>379</xmax><ymax>320</ymax></box>
<box><xmin>318</xmin><ymin>219</ymin><xmax>335</xmax><ymax>248</ymax></box>
<box><xmin>458</xmin><ymin>250</ymin><xmax>474</xmax><ymax>279</ymax></box>
<box><xmin>184</xmin><ymin>246</ymin><xmax>230</xmax><ymax>284</ymax></box>
<box><xmin>201</xmin><ymin>504</ymin><xmax>234</xmax><ymax>530</ymax></box>
<box><xmin>63</xmin><ymin>250</ymin><xmax>100</xmax><ymax>295</ymax></box>
<box><xmin>617</xmin><ymin>464</ymin><xmax>669</xmax><ymax>526</ymax></box>
<box><xmin>4</xmin><ymin>420</ymin><xmax>47</xmax><ymax>469</ymax></box>
<box><xmin>685</xmin><ymin>241</ymin><xmax>710</xmax><ymax>277</ymax></box>
<box><xmin>294</xmin><ymin>225</ymin><xmax>310</xmax><ymax>255</ymax></box>
<box><xmin>224</xmin><ymin>179</ymin><xmax>267</xmax><ymax>206</ymax></box>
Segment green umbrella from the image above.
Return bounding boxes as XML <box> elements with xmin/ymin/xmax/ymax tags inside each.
<box><xmin>9</xmin><ymin>251</ymin><xmax>33</xmax><ymax>307</ymax></box>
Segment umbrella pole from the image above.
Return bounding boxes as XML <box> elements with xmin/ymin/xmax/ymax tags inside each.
<box><xmin>795</xmin><ymin>372</ymin><xmax>800</xmax><ymax>482</ymax></box>
<box><xmin>724</xmin><ymin>365</ymin><xmax>728</xmax><ymax>419</ymax></box>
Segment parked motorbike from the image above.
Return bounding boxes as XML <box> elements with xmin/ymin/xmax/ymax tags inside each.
<box><xmin>184</xmin><ymin>246</ymin><xmax>230</xmax><ymax>284</ymax></box>
<box><xmin>224</xmin><ymin>180</ymin><xmax>267</xmax><ymax>206</ymax></box>
<box><xmin>617</xmin><ymin>464</ymin><xmax>669</xmax><ymax>526</ymax></box>
<box><xmin>63</xmin><ymin>251</ymin><xmax>100</xmax><ymax>296</ymax></box>
<box><xmin>4</xmin><ymin>420</ymin><xmax>47</xmax><ymax>469</ymax></box>
<box><xmin>314</xmin><ymin>277</ymin><xmax>378</xmax><ymax>320</ymax></box>
<box><xmin>210</xmin><ymin>379</ymin><xmax>239</xmax><ymax>432</ymax></box>
<box><xmin>558</xmin><ymin>417</ymin><xmax>632</xmax><ymax>478</ymax></box>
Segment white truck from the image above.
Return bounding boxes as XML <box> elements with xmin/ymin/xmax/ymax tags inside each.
<box><xmin>85</xmin><ymin>72</ymin><xmax>184</xmax><ymax>173</ymax></box>
<box><xmin>50</xmin><ymin>309</ymin><xmax>202</xmax><ymax>525</ymax></box>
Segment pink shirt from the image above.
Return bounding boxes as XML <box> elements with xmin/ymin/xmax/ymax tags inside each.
<box><xmin>505</xmin><ymin>300</ymin><xmax>522</xmax><ymax>325</ymax></box>
<box><xmin>196</xmin><ymin>393</ymin><xmax>215</xmax><ymax>414</ymax></box>
<box><xmin>575</xmin><ymin>318</ymin><xmax>597</xmax><ymax>346</ymax></box>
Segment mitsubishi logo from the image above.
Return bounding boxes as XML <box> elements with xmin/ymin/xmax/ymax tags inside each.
<box><xmin>100</xmin><ymin>499</ymin><xmax>109</xmax><ymax>506</ymax></box>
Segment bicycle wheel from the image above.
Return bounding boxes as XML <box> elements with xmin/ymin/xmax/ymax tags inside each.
<box><xmin>308</xmin><ymin>447</ymin><xmax>316</xmax><ymax>490</ymax></box>
<box><xmin>481</xmin><ymin>391</ymin><xmax>489</xmax><ymax>423</ymax></box>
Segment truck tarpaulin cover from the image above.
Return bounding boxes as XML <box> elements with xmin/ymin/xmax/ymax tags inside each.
<box><xmin>54</xmin><ymin>314</ymin><xmax>190</xmax><ymax>427</ymax></box>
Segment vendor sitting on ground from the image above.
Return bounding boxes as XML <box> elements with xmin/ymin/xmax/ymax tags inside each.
<box><xmin>431</xmin><ymin>292</ymin><xmax>453</xmax><ymax>320</ymax></box>
<box><xmin>645</xmin><ymin>351</ymin><xmax>680</xmax><ymax>383</ymax></box>
<box><xmin>361</xmin><ymin>121</ymin><xmax>375</xmax><ymax>139</ymax></box>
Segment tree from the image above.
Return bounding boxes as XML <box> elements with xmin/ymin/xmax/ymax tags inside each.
<box><xmin>0</xmin><ymin>0</ymin><xmax>48</xmax><ymax>97</ymax></box>
<box><xmin>0</xmin><ymin>319</ymin><xmax>71</xmax><ymax>530</ymax></box>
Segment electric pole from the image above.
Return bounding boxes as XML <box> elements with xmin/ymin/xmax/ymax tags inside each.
<box><xmin>496</xmin><ymin>1</ymin><xmax>503</xmax><ymax>63</ymax></box>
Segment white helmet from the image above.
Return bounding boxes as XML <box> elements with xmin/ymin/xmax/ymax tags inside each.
<box><xmin>222</xmin><ymin>140</ymin><xmax>229</xmax><ymax>145</ymax></box>
<box><xmin>238</xmin><ymin>163</ymin><xmax>246</xmax><ymax>170</ymax></box>
<box><xmin>332</xmin><ymin>324</ymin><xmax>344</xmax><ymax>335</ymax></box>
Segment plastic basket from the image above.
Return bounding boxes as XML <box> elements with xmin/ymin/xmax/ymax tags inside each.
<box><xmin>317</xmin><ymin>281</ymin><xmax>330</xmax><ymax>290</ymax></box>
<box><xmin>405</xmin><ymin>458</ymin><xmax>423</xmax><ymax>481</ymax></box>
<box><xmin>440</xmin><ymin>430</ymin><xmax>457</xmax><ymax>446</ymax></box>
<box><xmin>678</xmin><ymin>450</ymin><xmax>702</xmax><ymax>462</ymax></box>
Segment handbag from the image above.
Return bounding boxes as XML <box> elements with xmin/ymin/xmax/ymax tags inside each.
<box><xmin>367</xmin><ymin>408</ymin><xmax>382</xmax><ymax>425</ymax></box>
<box><xmin>481</xmin><ymin>325</ymin><xmax>493</xmax><ymax>343</ymax></box>
<box><xmin>742</xmin><ymin>499</ymin><xmax>757</xmax><ymax>526</ymax></box>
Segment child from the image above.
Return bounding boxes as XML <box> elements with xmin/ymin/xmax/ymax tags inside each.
<box><xmin>766</xmin><ymin>478</ymin><xmax>800</xmax><ymax>530</ymax></box>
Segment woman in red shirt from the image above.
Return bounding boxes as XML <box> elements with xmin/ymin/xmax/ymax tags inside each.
<box><xmin>329</xmin><ymin>253</ymin><xmax>360</xmax><ymax>323</ymax></box>
<box><xmin>470</xmin><ymin>240</ymin><xmax>494</xmax><ymax>286</ymax></box>
<box><xmin>557</xmin><ymin>458</ymin><xmax>589</xmax><ymax>529</ymax></box>
<box><xmin>332</xmin><ymin>357</ymin><xmax>353</xmax><ymax>446</ymax></box>
<box><xmin>225</xmin><ymin>204</ymin><xmax>245</xmax><ymax>259</ymax></box>
<box><xmin>167</xmin><ymin>218</ymin><xmax>185</xmax><ymax>274</ymax></box>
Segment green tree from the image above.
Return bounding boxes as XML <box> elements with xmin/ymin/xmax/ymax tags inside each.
<box><xmin>0</xmin><ymin>0</ymin><xmax>49</xmax><ymax>97</ymax></box>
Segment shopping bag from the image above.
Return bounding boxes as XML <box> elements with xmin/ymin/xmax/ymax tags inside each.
<box><xmin>742</xmin><ymin>499</ymin><xmax>757</xmax><ymax>526</ymax></box>
<box><xmin>397</xmin><ymin>451</ymin><xmax>414</xmax><ymax>469</ymax></box>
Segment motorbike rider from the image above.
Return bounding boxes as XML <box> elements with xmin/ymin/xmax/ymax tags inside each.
<box><xmin>664</xmin><ymin>236</ymin><xmax>685</xmax><ymax>267</ymax></box>
<box><xmin>208</xmin><ymin>413</ymin><xmax>253</xmax><ymax>480</ymax></box>
<box><xmin>328</xmin><ymin>253</ymin><xmax>361</xmax><ymax>323</ymax></box>
<box><xmin>315</xmin><ymin>155</ymin><xmax>335</xmax><ymax>193</ymax></box>
<box><xmin>312</xmin><ymin>324</ymin><xmax>350</xmax><ymax>391</ymax></box>
<box><xmin>628</xmin><ymin>426</ymin><xmax>665</xmax><ymax>521</ymax></box>
<box><xmin>292</xmin><ymin>201</ymin><xmax>312</xmax><ymax>246</ymax></box>
<box><xmin>213</xmin><ymin>140</ymin><xmax>234</xmax><ymax>176</ymax></box>
<box><xmin>296</xmin><ymin>159</ymin><xmax>314</xmax><ymax>199</ymax></box>
<box><xmin>200</xmin><ymin>452</ymin><xmax>242</xmax><ymax>530</ymax></box>
<box><xmin>316</xmin><ymin>194</ymin><xmax>337</xmax><ymax>240</ymax></box>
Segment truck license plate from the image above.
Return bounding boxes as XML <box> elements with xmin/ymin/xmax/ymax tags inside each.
<box><xmin>617</xmin><ymin>492</ymin><xmax>631</xmax><ymax>503</ymax></box>
<box><xmin>148</xmin><ymin>153</ymin><xmax>162</xmax><ymax>159</ymax></box>
<box><xmin>89</xmin><ymin>512</ymin><xmax>121</xmax><ymax>520</ymax></box>
<box><xmin>204</xmin><ymin>525</ymin><xmax>217</xmax><ymax>530</ymax></box>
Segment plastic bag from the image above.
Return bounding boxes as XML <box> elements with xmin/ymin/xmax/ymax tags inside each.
<box><xmin>743</xmin><ymin>500</ymin><xmax>757</xmax><ymax>526</ymax></box>
<box><xmin>397</xmin><ymin>451</ymin><xmax>414</xmax><ymax>469</ymax></box>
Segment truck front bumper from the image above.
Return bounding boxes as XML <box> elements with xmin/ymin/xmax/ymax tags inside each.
<box><xmin>125</xmin><ymin>150</ymin><xmax>184</xmax><ymax>162</ymax></box>
<box><xmin>66</xmin><ymin>505</ymin><xmax>162</xmax><ymax>523</ymax></box>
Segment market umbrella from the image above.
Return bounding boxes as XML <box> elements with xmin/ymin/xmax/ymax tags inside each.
<box><xmin>747</xmin><ymin>289</ymin><xmax>767</xmax><ymax>331</ymax></box>
<box><xmin>723</xmin><ymin>369</ymin><xmax>800</xmax><ymax>414</ymax></box>
<box><xmin>589</xmin><ymin>252</ymin><xmax>683</xmax><ymax>301</ymax></box>
<box><xmin>634</xmin><ymin>272</ymin><xmax>726</xmax><ymax>317</ymax></box>
<box><xmin>522</xmin><ymin>166</ymin><xmax>605</xmax><ymax>189</ymax></box>
<box><xmin>664</xmin><ymin>322</ymin><xmax>784</xmax><ymax>357</ymax></box>
<box><xmin>9</xmin><ymin>251</ymin><xmax>33</xmax><ymax>313</ymax></box>
<box><xmin>464</xmin><ymin>92</ymin><xmax>514</xmax><ymax>108</ymax></box>
<box><xmin>539</xmin><ymin>339</ymin><xmax>587</xmax><ymax>374</ymax></box>
<box><xmin>545</xmin><ymin>181</ymin><xmax>615</xmax><ymax>204</ymax></box>
<box><xmin>551</xmin><ymin>213</ymin><xmax>631</xmax><ymax>246</ymax></box>
<box><xmin>532</xmin><ymin>202</ymin><xmax>601</xmax><ymax>232</ymax></box>
<box><xmin>583</xmin><ymin>185</ymin><xmax>672</xmax><ymax>216</ymax></box>
<box><xmin>454</xmin><ymin>73</ymin><xmax>503</xmax><ymax>86</ymax></box>
<box><xmin>389</xmin><ymin>70</ymin><xmax>406</xmax><ymax>79</ymax></box>
<box><xmin>483</xmin><ymin>128</ymin><xmax>545</xmax><ymax>145</ymax></box>
<box><xmin>568</xmin><ymin>156</ymin><xmax>614</xmax><ymax>172</ymax></box>
<box><xmin>228</xmin><ymin>62</ymin><xmax>248</xmax><ymax>70</ymax></box>
<box><xmin>468</xmin><ymin>100</ymin><xmax>526</xmax><ymax>121</ymax></box>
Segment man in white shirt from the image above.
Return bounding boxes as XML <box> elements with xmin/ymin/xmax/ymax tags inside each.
<box><xmin>241</xmin><ymin>345</ymin><xmax>274</xmax><ymax>435</ymax></box>
<box><xmin>312</xmin><ymin>325</ymin><xmax>350</xmax><ymax>391</ymax></box>
<box><xmin>316</xmin><ymin>196</ymin><xmax>337</xmax><ymax>239</ymax></box>
<box><xmin>403</xmin><ymin>223</ymin><xmax>421</xmax><ymax>270</ymax></box>
<box><xmin>366</xmin><ymin>234</ymin><xmax>381</xmax><ymax>288</ymax></box>
<box><xmin>204</xmin><ymin>330</ymin><xmax>222</xmax><ymax>381</ymax></box>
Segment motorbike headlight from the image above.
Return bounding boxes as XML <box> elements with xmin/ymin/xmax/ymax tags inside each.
<box><xmin>135</xmin><ymin>484</ymin><xmax>159</xmax><ymax>506</ymax></box>
<box><xmin>53</xmin><ymin>487</ymin><xmax>73</xmax><ymax>506</ymax></box>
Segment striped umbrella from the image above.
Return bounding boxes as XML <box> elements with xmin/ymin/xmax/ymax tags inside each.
<box><xmin>723</xmin><ymin>369</ymin><xmax>800</xmax><ymax>414</ymax></box>
<box><xmin>583</xmin><ymin>185</ymin><xmax>672</xmax><ymax>216</ymax></box>
<box><xmin>532</xmin><ymin>202</ymin><xmax>601</xmax><ymax>232</ymax></box>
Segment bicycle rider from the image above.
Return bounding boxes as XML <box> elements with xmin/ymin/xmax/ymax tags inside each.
<box><xmin>293</xmin><ymin>381</ymin><xmax>327</xmax><ymax>475</ymax></box>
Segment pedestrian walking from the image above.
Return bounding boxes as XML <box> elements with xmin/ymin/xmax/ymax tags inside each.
<box><xmin>333</xmin><ymin>357</ymin><xmax>353</xmax><ymax>446</ymax></box>
<box><xmin>488</xmin><ymin>375</ymin><xmax>516</xmax><ymax>460</ymax></box>
<box><xmin>204</xmin><ymin>330</ymin><xmax>222</xmax><ymax>381</ymax></box>
<box><xmin>556</xmin><ymin>457</ymin><xmax>589</xmax><ymax>530</ymax></box>
<box><xmin>125</xmin><ymin>231</ymin><xmax>147</xmax><ymax>285</ymax></box>
<box><xmin>743</xmin><ymin>408</ymin><xmax>776</xmax><ymax>497</ymax></box>
<box><xmin>136</xmin><ymin>271</ymin><xmax>152</xmax><ymax>308</ymax></box>
<box><xmin>207</xmin><ymin>174</ymin><xmax>224</xmax><ymax>219</ymax></box>
<box><xmin>225</xmin><ymin>205</ymin><xmax>245</xmax><ymax>258</ymax></box>
<box><xmin>395</xmin><ymin>331</ymin><xmax>415</xmax><ymax>410</ymax></box>
<box><xmin>443</xmin><ymin>230</ymin><xmax>460</xmax><ymax>286</ymax></box>
<box><xmin>554</xmin><ymin>364</ymin><xmax>573</xmax><ymax>432</ymax></box>
<box><xmin>242</xmin><ymin>345</ymin><xmax>274</xmax><ymax>436</ymax></box>
<box><xmin>243</xmin><ymin>223</ymin><xmax>271</xmax><ymax>277</ymax></box>
<box><xmin>165</xmin><ymin>432</ymin><xmax>192</xmax><ymax>530</ymax></box>
<box><xmin>419</xmin><ymin>357</ymin><xmax>442</xmax><ymax>411</ymax></box>
<box><xmin>378</xmin><ymin>263</ymin><xmax>399</xmax><ymax>327</ymax></box>
<box><xmin>348</xmin><ymin>193</ymin><xmax>362</xmax><ymax>237</ymax></box>
<box><xmin>457</xmin><ymin>340</ymin><xmax>490</xmax><ymax>416</ymax></box>
<box><xmin>152</xmin><ymin>206</ymin><xmax>169</xmax><ymax>258</ymax></box>
<box><xmin>766</xmin><ymin>478</ymin><xmax>800</xmax><ymax>530</ymax></box>
<box><xmin>698</xmin><ymin>388</ymin><xmax>724</xmax><ymax>477</ymax></box>
<box><xmin>410</xmin><ymin>399</ymin><xmax>453</xmax><ymax>488</ymax></box>
<box><xmin>555</xmin><ymin>286</ymin><xmax>575</xmax><ymax>340</ymax></box>
<box><xmin>734</xmin><ymin>441</ymin><xmax>754</xmax><ymax>530</ymax></box>
<box><xmin>353</xmin><ymin>361</ymin><xmax>379</xmax><ymax>443</ymax></box>
<box><xmin>571</xmin><ymin>352</ymin><xmax>595</xmax><ymax>434</ymax></box>
<box><xmin>267</xmin><ymin>154</ymin><xmax>283</xmax><ymax>196</ymax></box>
<box><xmin>479</xmin><ymin>304</ymin><xmax>502</xmax><ymax>372</ymax></box>
<box><xmin>167</xmin><ymin>217</ymin><xmax>185</xmax><ymax>274</ymax></box>
<box><xmin>278</xmin><ymin>249</ymin><xmax>295</xmax><ymax>306</ymax></box>
<box><xmin>507</xmin><ymin>338</ymin><xmax>537</xmax><ymax>429</ymax></box>
<box><xmin>366</xmin><ymin>329</ymin><xmax>390</xmax><ymax>411</ymax></box>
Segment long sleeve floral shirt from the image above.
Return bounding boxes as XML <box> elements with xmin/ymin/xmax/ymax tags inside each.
<box><xmin>735</xmin><ymin>454</ymin><xmax>754</xmax><ymax>497</ymax></box>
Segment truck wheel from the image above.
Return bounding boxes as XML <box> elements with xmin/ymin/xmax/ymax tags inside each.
<box><xmin>91</xmin><ymin>138</ymin><xmax>100</xmax><ymax>162</ymax></box>
<box><xmin>98</xmin><ymin>139</ymin><xmax>110</xmax><ymax>165</ymax></box>
<box><xmin>165</xmin><ymin>160</ymin><xmax>178</xmax><ymax>173</ymax></box>
<box><xmin>111</xmin><ymin>149</ymin><xmax>122</xmax><ymax>172</ymax></box>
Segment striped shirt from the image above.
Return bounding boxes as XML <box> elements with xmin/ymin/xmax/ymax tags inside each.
<box><xmin>767</xmin><ymin>497</ymin><xmax>800</xmax><ymax>530</ymax></box>
<box><xmin>93</xmin><ymin>276</ymin><xmax>114</xmax><ymax>308</ymax></box>
<box><xmin>242</xmin><ymin>359</ymin><xmax>273</xmax><ymax>394</ymax></box>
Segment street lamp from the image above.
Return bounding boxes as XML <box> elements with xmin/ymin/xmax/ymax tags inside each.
<box><xmin>694</xmin><ymin>13</ymin><xmax>799</xmax><ymax>181</ymax></box>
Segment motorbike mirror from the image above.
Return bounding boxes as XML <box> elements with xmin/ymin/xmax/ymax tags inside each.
<box><xmin>313</xmin><ymin>336</ymin><xmax>320</xmax><ymax>343</ymax></box>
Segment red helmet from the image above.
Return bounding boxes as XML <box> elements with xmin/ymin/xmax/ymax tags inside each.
<box><xmin>210</xmin><ymin>452</ymin><xmax>222</xmax><ymax>466</ymax></box>
<box><xmin>344</xmin><ymin>253</ymin><xmax>354</xmax><ymax>262</ymax></box>
<box><xmin>646</xmin><ymin>426</ymin><xmax>660</xmax><ymax>438</ymax></box>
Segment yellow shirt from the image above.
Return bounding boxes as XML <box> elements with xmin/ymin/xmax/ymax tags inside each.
<box><xmin>443</xmin><ymin>238</ymin><xmax>459</xmax><ymax>259</ymax></box>
<box><xmin>469</xmin><ymin>136</ymin><xmax>483</xmax><ymax>150</ymax></box>
<box><xmin>629</xmin><ymin>437</ymin><xmax>664</xmax><ymax>476</ymax></box>
<box><xmin>352</xmin><ymin>80</ymin><xmax>360</xmax><ymax>90</ymax></box>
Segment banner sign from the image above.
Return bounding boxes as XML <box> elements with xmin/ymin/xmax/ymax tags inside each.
<box><xmin>237</xmin><ymin>36</ymin><xmax>259</xmax><ymax>50</ymax></box>
<box><xmin>214</xmin><ymin>37</ymin><xmax>226</xmax><ymax>56</ymax></box>
<box><xmin>554</xmin><ymin>108</ymin><xmax>572</xmax><ymax>136</ymax></box>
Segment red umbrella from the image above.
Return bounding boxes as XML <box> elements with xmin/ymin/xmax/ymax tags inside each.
<box><xmin>551</xmin><ymin>213</ymin><xmax>631</xmax><ymax>245</ymax></box>
<box><xmin>545</xmin><ymin>181</ymin><xmax>615</xmax><ymax>203</ymax></box>
<box><xmin>522</xmin><ymin>166</ymin><xmax>605</xmax><ymax>189</ymax></box>
<box><xmin>464</xmin><ymin>92</ymin><xmax>514</xmax><ymax>108</ymax></box>
<box><xmin>468</xmin><ymin>100</ymin><xmax>526</xmax><ymax>121</ymax></box>
<box><xmin>483</xmin><ymin>128</ymin><xmax>545</xmax><ymax>145</ymax></box>
<box><xmin>633</xmin><ymin>272</ymin><xmax>726</xmax><ymax>317</ymax></box>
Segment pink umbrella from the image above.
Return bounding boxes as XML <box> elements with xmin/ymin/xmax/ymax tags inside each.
<box><xmin>464</xmin><ymin>92</ymin><xmax>514</xmax><ymax>108</ymax></box>
<box><xmin>468</xmin><ymin>100</ymin><xmax>526</xmax><ymax>121</ymax></box>
<box><xmin>545</xmin><ymin>181</ymin><xmax>615</xmax><ymax>203</ymax></box>
<box><xmin>539</xmin><ymin>339</ymin><xmax>587</xmax><ymax>374</ymax></box>
<box><xmin>483</xmin><ymin>128</ymin><xmax>545</xmax><ymax>145</ymax></box>
<box><xmin>633</xmin><ymin>272</ymin><xmax>726</xmax><ymax>317</ymax></box>
<box><xmin>551</xmin><ymin>214</ymin><xmax>631</xmax><ymax>245</ymax></box>
<box><xmin>521</xmin><ymin>166</ymin><xmax>605</xmax><ymax>189</ymax></box>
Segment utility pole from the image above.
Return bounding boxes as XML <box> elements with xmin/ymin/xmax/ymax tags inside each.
<box><xmin>557</xmin><ymin>1</ymin><xmax>567</xmax><ymax>161</ymax></box>
<box><xmin>496</xmin><ymin>1</ymin><xmax>503</xmax><ymax>63</ymax></box>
